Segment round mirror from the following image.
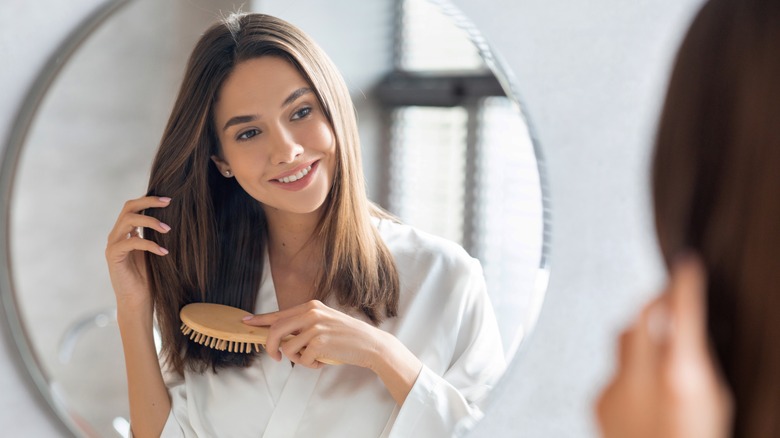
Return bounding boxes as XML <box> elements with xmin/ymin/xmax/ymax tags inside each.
<box><xmin>1</xmin><ymin>0</ymin><xmax>549</xmax><ymax>436</ymax></box>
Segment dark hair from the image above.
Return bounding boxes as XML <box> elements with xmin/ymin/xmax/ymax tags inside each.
<box><xmin>143</xmin><ymin>13</ymin><xmax>399</xmax><ymax>375</ymax></box>
<box><xmin>652</xmin><ymin>0</ymin><xmax>780</xmax><ymax>435</ymax></box>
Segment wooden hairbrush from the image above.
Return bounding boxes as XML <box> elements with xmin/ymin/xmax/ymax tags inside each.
<box><xmin>179</xmin><ymin>303</ymin><xmax>340</xmax><ymax>364</ymax></box>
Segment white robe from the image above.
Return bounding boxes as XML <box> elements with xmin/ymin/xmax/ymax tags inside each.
<box><xmin>157</xmin><ymin>219</ymin><xmax>505</xmax><ymax>438</ymax></box>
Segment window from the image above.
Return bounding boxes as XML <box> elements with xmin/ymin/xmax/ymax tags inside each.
<box><xmin>377</xmin><ymin>0</ymin><xmax>544</xmax><ymax>353</ymax></box>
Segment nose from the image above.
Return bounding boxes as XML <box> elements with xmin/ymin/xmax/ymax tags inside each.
<box><xmin>269</xmin><ymin>125</ymin><xmax>303</xmax><ymax>165</ymax></box>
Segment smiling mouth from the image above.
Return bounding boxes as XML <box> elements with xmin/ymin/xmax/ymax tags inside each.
<box><xmin>275</xmin><ymin>163</ymin><xmax>313</xmax><ymax>184</ymax></box>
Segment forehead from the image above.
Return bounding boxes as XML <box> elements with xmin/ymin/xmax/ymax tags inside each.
<box><xmin>215</xmin><ymin>56</ymin><xmax>310</xmax><ymax>117</ymax></box>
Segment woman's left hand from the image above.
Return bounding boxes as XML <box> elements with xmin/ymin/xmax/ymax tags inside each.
<box><xmin>243</xmin><ymin>300</ymin><xmax>423</xmax><ymax>405</ymax></box>
<box><xmin>242</xmin><ymin>300</ymin><xmax>387</xmax><ymax>369</ymax></box>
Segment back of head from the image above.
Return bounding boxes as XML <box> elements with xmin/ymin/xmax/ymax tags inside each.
<box><xmin>652</xmin><ymin>0</ymin><xmax>780</xmax><ymax>435</ymax></box>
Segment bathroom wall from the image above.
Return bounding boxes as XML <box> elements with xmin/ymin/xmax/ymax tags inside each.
<box><xmin>0</xmin><ymin>0</ymin><xmax>703</xmax><ymax>436</ymax></box>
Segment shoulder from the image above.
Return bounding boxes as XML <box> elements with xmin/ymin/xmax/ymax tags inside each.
<box><xmin>375</xmin><ymin>218</ymin><xmax>475</xmax><ymax>269</ymax></box>
<box><xmin>372</xmin><ymin>219</ymin><xmax>498</xmax><ymax>353</ymax></box>
<box><xmin>373</xmin><ymin>218</ymin><xmax>482</xmax><ymax>293</ymax></box>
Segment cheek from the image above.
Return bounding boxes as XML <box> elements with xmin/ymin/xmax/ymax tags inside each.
<box><xmin>222</xmin><ymin>144</ymin><xmax>270</xmax><ymax>170</ymax></box>
<box><xmin>309</xmin><ymin>122</ymin><xmax>336</xmax><ymax>152</ymax></box>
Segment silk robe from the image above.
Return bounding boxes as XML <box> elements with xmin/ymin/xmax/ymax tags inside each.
<box><xmin>156</xmin><ymin>219</ymin><xmax>505</xmax><ymax>437</ymax></box>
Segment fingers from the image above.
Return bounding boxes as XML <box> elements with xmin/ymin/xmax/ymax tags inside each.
<box><xmin>121</xmin><ymin>196</ymin><xmax>172</xmax><ymax>215</ymax></box>
<box><xmin>661</xmin><ymin>253</ymin><xmax>719</xmax><ymax>401</ymax></box>
<box><xmin>109</xmin><ymin>196</ymin><xmax>172</xmax><ymax>242</ymax></box>
<box><xmin>106</xmin><ymin>236</ymin><xmax>169</xmax><ymax>263</ymax></box>
<box><xmin>622</xmin><ymin>295</ymin><xmax>667</xmax><ymax>376</ymax></box>
<box><xmin>243</xmin><ymin>300</ymin><xmax>323</xmax><ymax>327</ymax></box>
<box><xmin>597</xmin><ymin>254</ymin><xmax>714</xmax><ymax>438</ymax></box>
<box><xmin>109</xmin><ymin>196</ymin><xmax>171</xmax><ymax>241</ymax></box>
<box><xmin>264</xmin><ymin>312</ymin><xmax>318</xmax><ymax>362</ymax></box>
<box><xmin>282</xmin><ymin>327</ymin><xmax>333</xmax><ymax>366</ymax></box>
<box><xmin>667</xmin><ymin>253</ymin><xmax>707</xmax><ymax>354</ymax></box>
<box><xmin>298</xmin><ymin>344</ymin><xmax>327</xmax><ymax>369</ymax></box>
<box><xmin>595</xmin><ymin>381</ymin><xmax>622</xmax><ymax>438</ymax></box>
<box><xmin>242</xmin><ymin>311</ymin><xmax>283</xmax><ymax>328</ymax></box>
<box><xmin>109</xmin><ymin>213</ymin><xmax>172</xmax><ymax>243</ymax></box>
<box><xmin>106</xmin><ymin>196</ymin><xmax>173</xmax><ymax>262</ymax></box>
<box><xmin>243</xmin><ymin>301</ymin><xmax>341</xmax><ymax>366</ymax></box>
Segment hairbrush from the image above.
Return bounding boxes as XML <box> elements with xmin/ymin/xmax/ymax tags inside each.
<box><xmin>179</xmin><ymin>302</ymin><xmax>340</xmax><ymax>364</ymax></box>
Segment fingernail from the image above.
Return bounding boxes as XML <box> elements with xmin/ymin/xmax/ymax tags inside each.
<box><xmin>647</xmin><ymin>304</ymin><xmax>671</xmax><ymax>344</ymax></box>
<box><xmin>160</xmin><ymin>222</ymin><xmax>171</xmax><ymax>232</ymax></box>
<box><xmin>159</xmin><ymin>197</ymin><xmax>171</xmax><ymax>203</ymax></box>
<box><xmin>159</xmin><ymin>246</ymin><xmax>169</xmax><ymax>255</ymax></box>
<box><xmin>242</xmin><ymin>315</ymin><xmax>253</xmax><ymax>321</ymax></box>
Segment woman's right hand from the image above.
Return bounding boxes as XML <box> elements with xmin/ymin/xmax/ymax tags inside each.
<box><xmin>595</xmin><ymin>255</ymin><xmax>732</xmax><ymax>438</ymax></box>
<box><xmin>105</xmin><ymin>196</ymin><xmax>172</xmax><ymax>310</ymax></box>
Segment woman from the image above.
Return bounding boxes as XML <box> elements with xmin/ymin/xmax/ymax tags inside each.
<box><xmin>597</xmin><ymin>0</ymin><xmax>780</xmax><ymax>436</ymax></box>
<box><xmin>105</xmin><ymin>12</ymin><xmax>504</xmax><ymax>438</ymax></box>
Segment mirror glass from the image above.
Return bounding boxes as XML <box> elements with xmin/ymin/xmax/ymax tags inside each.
<box><xmin>6</xmin><ymin>0</ymin><xmax>548</xmax><ymax>436</ymax></box>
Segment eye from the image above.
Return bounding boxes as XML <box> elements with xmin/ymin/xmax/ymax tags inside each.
<box><xmin>291</xmin><ymin>106</ymin><xmax>312</xmax><ymax>120</ymax></box>
<box><xmin>236</xmin><ymin>128</ymin><xmax>260</xmax><ymax>142</ymax></box>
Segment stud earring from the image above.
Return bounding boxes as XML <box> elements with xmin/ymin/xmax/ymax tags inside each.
<box><xmin>225</xmin><ymin>170</ymin><xmax>231</xmax><ymax>177</ymax></box>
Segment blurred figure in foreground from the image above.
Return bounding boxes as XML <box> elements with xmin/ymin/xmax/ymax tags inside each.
<box><xmin>597</xmin><ymin>0</ymin><xmax>780</xmax><ymax>436</ymax></box>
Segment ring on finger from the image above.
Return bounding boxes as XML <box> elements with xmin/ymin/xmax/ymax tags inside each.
<box><xmin>126</xmin><ymin>226</ymin><xmax>143</xmax><ymax>239</ymax></box>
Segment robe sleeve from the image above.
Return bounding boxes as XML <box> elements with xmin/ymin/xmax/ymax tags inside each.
<box><xmin>388</xmin><ymin>257</ymin><xmax>507</xmax><ymax>437</ymax></box>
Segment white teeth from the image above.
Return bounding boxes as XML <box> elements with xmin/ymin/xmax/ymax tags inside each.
<box><xmin>278</xmin><ymin>165</ymin><xmax>312</xmax><ymax>183</ymax></box>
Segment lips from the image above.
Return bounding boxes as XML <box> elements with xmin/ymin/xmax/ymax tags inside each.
<box><xmin>276</xmin><ymin>163</ymin><xmax>312</xmax><ymax>183</ymax></box>
<box><xmin>270</xmin><ymin>160</ymin><xmax>318</xmax><ymax>182</ymax></box>
<box><xmin>269</xmin><ymin>160</ymin><xmax>319</xmax><ymax>191</ymax></box>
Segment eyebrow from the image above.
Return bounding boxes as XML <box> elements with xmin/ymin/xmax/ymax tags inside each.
<box><xmin>222</xmin><ymin>87</ymin><xmax>313</xmax><ymax>133</ymax></box>
<box><xmin>282</xmin><ymin>87</ymin><xmax>312</xmax><ymax>108</ymax></box>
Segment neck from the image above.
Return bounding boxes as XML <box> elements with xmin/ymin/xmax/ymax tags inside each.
<box><xmin>263</xmin><ymin>207</ymin><xmax>322</xmax><ymax>265</ymax></box>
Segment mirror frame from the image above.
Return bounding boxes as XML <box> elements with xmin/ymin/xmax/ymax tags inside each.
<box><xmin>0</xmin><ymin>1</ymin><xmax>551</xmax><ymax>436</ymax></box>
<box><xmin>0</xmin><ymin>1</ymin><xmax>130</xmax><ymax>436</ymax></box>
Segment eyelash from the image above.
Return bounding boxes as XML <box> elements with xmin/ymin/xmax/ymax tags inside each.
<box><xmin>292</xmin><ymin>106</ymin><xmax>312</xmax><ymax>120</ymax></box>
<box><xmin>234</xmin><ymin>106</ymin><xmax>313</xmax><ymax>142</ymax></box>
<box><xmin>236</xmin><ymin>129</ymin><xmax>260</xmax><ymax>142</ymax></box>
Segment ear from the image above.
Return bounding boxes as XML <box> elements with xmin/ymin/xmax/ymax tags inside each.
<box><xmin>211</xmin><ymin>155</ymin><xmax>232</xmax><ymax>178</ymax></box>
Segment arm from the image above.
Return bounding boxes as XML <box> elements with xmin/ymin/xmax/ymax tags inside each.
<box><xmin>369</xmin><ymin>331</ymin><xmax>423</xmax><ymax>406</ymax></box>
<box><xmin>106</xmin><ymin>196</ymin><xmax>174</xmax><ymax>438</ymax></box>
<box><xmin>387</xmin><ymin>256</ymin><xmax>506</xmax><ymax>437</ymax></box>
<box><xmin>117</xmin><ymin>303</ymin><xmax>172</xmax><ymax>438</ymax></box>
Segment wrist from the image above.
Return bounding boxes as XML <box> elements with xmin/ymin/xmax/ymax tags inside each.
<box><xmin>369</xmin><ymin>331</ymin><xmax>423</xmax><ymax>405</ymax></box>
<box><xmin>116</xmin><ymin>300</ymin><xmax>154</xmax><ymax>329</ymax></box>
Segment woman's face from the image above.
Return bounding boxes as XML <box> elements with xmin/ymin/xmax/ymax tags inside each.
<box><xmin>212</xmin><ymin>56</ymin><xmax>336</xmax><ymax>216</ymax></box>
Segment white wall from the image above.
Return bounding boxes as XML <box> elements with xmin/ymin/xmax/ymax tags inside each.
<box><xmin>457</xmin><ymin>1</ymin><xmax>705</xmax><ymax>436</ymax></box>
<box><xmin>0</xmin><ymin>0</ymin><xmax>704</xmax><ymax>436</ymax></box>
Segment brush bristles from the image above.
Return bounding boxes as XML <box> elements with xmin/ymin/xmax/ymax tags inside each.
<box><xmin>180</xmin><ymin>322</ymin><xmax>260</xmax><ymax>353</ymax></box>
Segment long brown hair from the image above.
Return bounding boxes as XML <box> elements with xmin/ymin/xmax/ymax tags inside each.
<box><xmin>652</xmin><ymin>0</ymin><xmax>780</xmax><ymax>435</ymax></box>
<box><xmin>143</xmin><ymin>13</ymin><xmax>399</xmax><ymax>375</ymax></box>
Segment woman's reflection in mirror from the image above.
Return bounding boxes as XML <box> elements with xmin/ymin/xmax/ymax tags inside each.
<box><xmin>597</xmin><ymin>0</ymin><xmax>780</xmax><ymax>436</ymax></box>
<box><xmin>104</xmin><ymin>12</ymin><xmax>504</xmax><ymax>438</ymax></box>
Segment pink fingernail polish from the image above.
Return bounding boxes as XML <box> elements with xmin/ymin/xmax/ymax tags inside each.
<box><xmin>242</xmin><ymin>315</ymin><xmax>253</xmax><ymax>321</ymax></box>
<box><xmin>159</xmin><ymin>197</ymin><xmax>171</xmax><ymax>203</ymax></box>
<box><xmin>160</xmin><ymin>222</ymin><xmax>171</xmax><ymax>232</ymax></box>
<box><xmin>159</xmin><ymin>247</ymin><xmax>169</xmax><ymax>255</ymax></box>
